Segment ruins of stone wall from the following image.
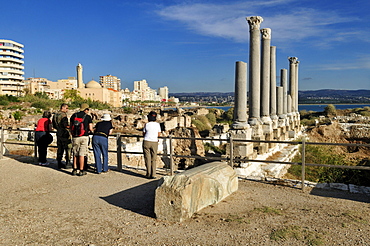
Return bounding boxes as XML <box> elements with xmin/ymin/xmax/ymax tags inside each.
<box><xmin>155</xmin><ymin>162</ymin><xmax>238</xmax><ymax>222</ymax></box>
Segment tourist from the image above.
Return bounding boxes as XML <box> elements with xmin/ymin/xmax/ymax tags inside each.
<box><xmin>52</xmin><ymin>103</ymin><xmax>71</xmax><ymax>169</ymax></box>
<box><xmin>142</xmin><ymin>111</ymin><xmax>161</xmax><ymax>179</ymax></box>
<box><xmin>35</xmin><ymin>111</ymin><xmax>53</xmax><ymax>166</ymax></box>
<box><xmin>70</xmin><ymin>103</ymin><xmax>93</xmax><ymax>176</ymax></box>
<box><xmin>92</xmin><ymin>113</ymin><xmax>113</xmax><ymax>174</ymax></box>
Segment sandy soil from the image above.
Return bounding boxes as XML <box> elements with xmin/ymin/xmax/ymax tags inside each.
<box><xmin>1</xmin><ymin>155</ymin><xmax>370</xmax><ymax>246</ymax></box>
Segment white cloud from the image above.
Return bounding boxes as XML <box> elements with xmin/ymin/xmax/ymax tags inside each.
<box><xmin>310</xmin><ymin>55</ymin><xmax>370</xmax><ymax>71</ymax></box>
<box><xmin>156</xmin><ymin>0</ymin><xmax>361</xmax><ymax>46</ymax></box>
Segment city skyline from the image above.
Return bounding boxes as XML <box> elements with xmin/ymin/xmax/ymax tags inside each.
<box><xmin>1</xmin><ymin>0</ymin><xmax>369</xmax><ymax>92</ymax></box>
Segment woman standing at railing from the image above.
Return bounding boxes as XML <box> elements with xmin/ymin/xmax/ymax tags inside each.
<box><xmin>35</xmin><ymin>111</ymin><xmax>53</xmax><ymax>166</ymax></box>
<box><xmin>142</xmin><ymin>111</ymin><xmax>161</xmax><ymax>179</ymax></box>
<box><xmin>92</xmin><ymin>114</ymin><xmax>113</xmax><ymax>174</ymax></box>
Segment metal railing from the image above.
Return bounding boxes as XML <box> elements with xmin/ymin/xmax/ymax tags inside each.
<box><xmin>1</xmin><ymin>128</ymin><xmax>370</xmax><ymax>191</ymax></box>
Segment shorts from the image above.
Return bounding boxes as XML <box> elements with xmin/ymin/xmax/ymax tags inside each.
<box><xmin>72</xmin><ymin>136</ymin><xmax>89</xmax><ymax>156</ymax></box>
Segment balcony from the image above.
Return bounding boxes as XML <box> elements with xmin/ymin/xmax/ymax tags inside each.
<box><xmin>0</xmin><ymin>57</ymin><xmax>24</xmax><ymax>64</ymax></box>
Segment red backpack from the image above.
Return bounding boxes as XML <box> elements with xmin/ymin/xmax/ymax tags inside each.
<box><xmin>71</xmin><ymin>114</ymin><xmax>86</xmax><ymax>137</ymax></box>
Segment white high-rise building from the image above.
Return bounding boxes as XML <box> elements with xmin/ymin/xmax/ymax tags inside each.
<box><xmin>0</xmin><ymin>40</ymin><xmax>24</xmax><ymax>96</ymax></box>
<box><xmin>158</xmin><ymin>86</ymin><xmax>169</xmax><ymax>101</ymax></box>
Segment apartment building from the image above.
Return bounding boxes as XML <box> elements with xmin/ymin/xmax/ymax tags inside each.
<box><xmin>158</xmin><ymin>86</ymin><xmax>169</xmax><ymax>101</ymax></box>
<box><xmin>0</xmin><ymin>39</ymin><xmax>24</xmax><ymax>96</ymax></box>
<box><xmin>99</xmin><ymin>74</ymin><xmax>121</xmax><ymax>90</ymax></box>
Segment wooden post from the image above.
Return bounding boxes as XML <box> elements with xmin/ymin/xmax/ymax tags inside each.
<box><xmin>229</xmin><ymin>135</ymin><xmax>234</xmax><ymax>167</ymax></box>
<box><xmin>0</xmin><ymin>127</ymin><xmax>4</xmax><ymax>159</ymax></box>
<box><xmin>34</xmin><ymin>130</ymin><xmax>38</xmax><ymax>162</ymax></box>
<box><xmin>116</xmin><ymin>133</ymin><xmax>122</xmax><ymax>171</ymax></box>
<box><xmin>169</xmin><ymin>135</ymin><xmax>173</xmax><ymax>176</ymax></box>
<box><xmin>301</xmin><ymin>137</ymin><xmax>306</xmax><ymax>191</ymax></box>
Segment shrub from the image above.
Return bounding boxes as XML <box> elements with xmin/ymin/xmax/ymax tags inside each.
<box><xmin>31</xmin><ymin>101</ymin><xmax>49</xmax><ymax>110</ymax></box>
<box><xmin>13</xmin><ymin>111</ymin><xmax>23</xmax><ymax>121</ymax></box>
<box><xmin>205</xmin><ymin>113</ymin><xmax>216</xmax><ymax>126</ymax></box>
<box><xmin>0</xmin><ymin>99</ymin><xmax>9</xmax><ymax>106</ymax></box>
<box><xmin>192</xmin><ymin>119</ymin><xmax>207</xmax><ymax>132</ymax></box>
<box><xmin>324</xmin><ymin>104</ymin><xmax>336</xmax><ymax>116</ymax></box>
<box><xmin>289</xmin><ymin>144</ymin><xmax>370</xmax><ymax>186</ymax></box>
<box><xmin>123</xmin><ymin>107</ymin><xmax>133</xmax><ymax>114</ymax></box>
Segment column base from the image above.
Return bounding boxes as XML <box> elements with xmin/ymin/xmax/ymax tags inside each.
<box><xmin>231</xmin><ymin>121</ymin><xmax>250</xmax><ymax>130</ymax></box>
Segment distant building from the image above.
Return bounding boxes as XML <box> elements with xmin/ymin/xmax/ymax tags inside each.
<box><xmin>158</xmin><ymin>86</ymin><xmax>169</xmax><ymax>101</ymax></box>
<box><xmin>23</xmin><ymin>77</ymin><xmax>65</xmax><ymax>100</ymax></box>
<box><xmin>77</xmin><ymin>79</ymin><xmax>123</xmax><ymax>107</ymax></box>
<box><xmin>47</xmin><ymin>77</ymin><xmax>77</xmax><ymax>90</ymax></box>
<box><xmin>99</xmin><ymin>74</ymin><xmax>121</xmax><ymax>91</ymax></box>
<box><xmin>0</xmin><ymin>39</ymin><xmax>24</xmax><ymax>96</ymax></box>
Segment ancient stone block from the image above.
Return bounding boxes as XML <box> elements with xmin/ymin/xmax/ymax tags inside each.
<box><xmin>155</xmin><ymin>162</ymin><xmax>238</xmax><ymax>222</ymax></box>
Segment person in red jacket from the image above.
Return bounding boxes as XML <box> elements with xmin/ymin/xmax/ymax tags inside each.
<box><xmin>35</xmin><ymin>111</ymin><xmax>53</xmax><ymax>165</ymax></box>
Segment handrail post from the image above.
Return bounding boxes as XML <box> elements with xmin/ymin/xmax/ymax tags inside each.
<box><xmin>116</xmin><ymin>133</ymin><xmax>122</xmax><ymax>171</ymax></box>
<box><xmin>301</xmin><ymin>137</ymin><xmax>306</xmax><ymax>191</ymax></box>
<box><xmin>34</xmin><ymin>130</ymin><xmax>38</xmax><ymax>162</ymax></box>
<box><xmin>0</xmin><ymin>127</ymin><xmax>4</xmax><ymax>159</ymax></box>
<box><xmin>169</xmin><ymin>135</ymin><xmax>173</xmax><ymax>176</ymax></box>
<box><xmin>229</xmin><ymin>134</ymin><xmax>234</xmax><ymax>167</ymax></box>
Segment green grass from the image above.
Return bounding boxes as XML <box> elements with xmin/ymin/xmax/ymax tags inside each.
<box><xmin>270</xmin><ymin>225</ymin><xmax>324</xmax><ymax>245</ymax></box>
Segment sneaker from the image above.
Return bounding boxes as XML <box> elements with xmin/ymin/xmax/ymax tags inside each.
<box><xmin>72</xmin><ymin>169</ymin><xmax>78</xmax><ymax>176</ymax></box>
<box><xmin>77</xmin><ymin>170</ymin><xmax>87</xmax><ymax>176</ymax></box>
<box><xmin>40</xmin><ymin>162</ymin><xmax>49</xmax><ymax>166</ymax></box>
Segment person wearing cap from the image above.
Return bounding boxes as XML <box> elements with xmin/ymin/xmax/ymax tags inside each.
<box><xmin>142</xmin><ymin>111</ymin><xmax>161</xmax><ymax>179</ymax></box>
<box><xmin>92</xmin><ymin>113</ymin><xmax>114</xmax><ymax>174</ymax></box>
<box><xmin>70</xmin><ymin>103</ymin><xmax>93</xmax><ymax>176</ymax></box>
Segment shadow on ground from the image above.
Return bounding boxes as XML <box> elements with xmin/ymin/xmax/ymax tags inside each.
<box><xmin>310</xmin><ymin>187</ymin><xmax>370</xmax><ymax>203</ymax></box>
<box><xmin>100</xmin><ymin>180</ymin><xmax>159</xmax><ymax>218</ymax></box>
<box><xmin>247</xmin><ymin>179</ymin><xmax>370</xmax><ymax>204</ymax></box>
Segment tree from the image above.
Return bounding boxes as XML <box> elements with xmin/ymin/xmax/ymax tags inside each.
<box><xmin>63</xmin><ymin>89</ymin><xmax>83</xmax><ymax>101</ymax></box>
<box><xmin>34</xmin><ymin>92</ymin><xmax>49</xmax><ymax>99</ymax></box>
<box><xmin>324</xmin><ymin>104</ymin><xmax>337</xmax><ymax>116</ymax></box>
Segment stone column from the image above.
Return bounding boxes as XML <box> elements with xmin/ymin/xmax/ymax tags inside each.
<box><xmin>232</xmin><ymin>61</ymin><xmax>249</xmax><ymax>129</ymax></box>
<box><xmin>260</xmin><ymin>28</ymin><xmax>271</xmax><ymax>123</ymax></box>
<box><xmin>287</xmin><ymin>94</ymin><xmax>292</xmax><ymax>114</ymax></box>
<box><xmin>288</xmin><ymin>57</ymin><xmax>298</xmax><ymax>113</ymax></box>
<box><xmin>276</xmin><ymin>86</ymin><xmax>284</xmax><ymax>140</ymax></box>
<box><xmin>246</xmin><ymin>16</ymin><xmax>263</xmax><ymax>125</ymax></box>
<box><xmin>280</xmin><ymin>69</ymin><xmax>288</xmax><ymax>116</ymax></box>
<box><xmin>76</xmin><ymin>63</ymin><xmax>84</xmax><ymax>89</ymax></box>
<box><xmin>295</xmin><ymin>60</ymin><xmax>300</xmax><ymax>113</ymax></box>
<box><xmin>229</xmin><ymin>61</ymin><xmax>253</xmax><ymax>159</ymax></box>
<box><xmin>276</xmin><ymin>86</ymin><xmax>283</xmax><ymax>118</ymax></box>
<box><xmin>270</xmin><ymin>46</ymin><xmax>278</xmax><ymax>121</ymax></box>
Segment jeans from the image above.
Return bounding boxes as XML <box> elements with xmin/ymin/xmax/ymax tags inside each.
<box><xmin>92</xmin><ymin>135</ymin><xmax>109</xmax><ymax>173</ymax></box>
<box><xmin>35</xmin><ymin>131</ymin><xmax>48</xmax><ymax>163</ymax></box>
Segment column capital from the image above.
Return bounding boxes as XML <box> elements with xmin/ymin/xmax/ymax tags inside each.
<box><xmin>261</xmin><ymin>28</ymin><xmax>271</xmax><ymax>40</ymax></box>
<box><xmin>246</xmin><ymin>16</ymin><xmax>264</xmax><ymax>30</ymax></box>
<box><xmin>288</xmin><ymin>57</ymin><xmax>299</xmax><ymax>64</ymax></box>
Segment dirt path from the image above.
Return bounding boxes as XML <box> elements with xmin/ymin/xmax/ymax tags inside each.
<box><xmin>1</xmin><ymin>156</ymin><xmax>370</xmax><ymax>246</ymax></box>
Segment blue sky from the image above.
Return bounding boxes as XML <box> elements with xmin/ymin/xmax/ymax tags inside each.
<box><xmin>2</xmin><ymin>0</ymin><xmax>369</xmax><ymax>92</ymax></box>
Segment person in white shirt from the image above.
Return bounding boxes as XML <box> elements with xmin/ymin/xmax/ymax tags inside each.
<box><xmin>142</xmin><ymin>111</ymin><xmax>161</xmax><ymax>179</ymax></box>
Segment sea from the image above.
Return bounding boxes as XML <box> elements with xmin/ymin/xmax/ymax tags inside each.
<box><xmin>172</xmin><ymin>104</ymin><xmax>370</xmax><ymax>113</ymax></box>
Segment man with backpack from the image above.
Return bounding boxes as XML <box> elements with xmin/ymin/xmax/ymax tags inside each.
<box><xmin>52</xmin><ymin>103</ymin><xmax>71</xmax><ymax>169</ymax></box>
<box><xmin>70</xmin><ymin>103</ymin><xmax>93</xmax><ymax>176</ymax></box>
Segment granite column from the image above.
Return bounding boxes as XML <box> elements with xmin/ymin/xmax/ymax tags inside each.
<box><xmin>260</xmin><ymin>28</ymin><xmax>271</xmax><ymax>123</ymax></box>
<box><xmin>246</xmin><ymin>16</ymin><xmax>263</xmax><ymax>125</ymax></box>
<box><xmin>232</xmin><ymin>61</ymin><xmax>249</xmax><ymax>129</ymax></box>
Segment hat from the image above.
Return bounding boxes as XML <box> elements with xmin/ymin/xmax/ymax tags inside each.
<box><xmin>101</xmin><ymin>113</ymin><xmax>111</xmax><ymax>121</ymax></box>
<box><xmin>80</xmin><ymin>103</ymin><xmax>89</xmax><ymax>111</ymax></box>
